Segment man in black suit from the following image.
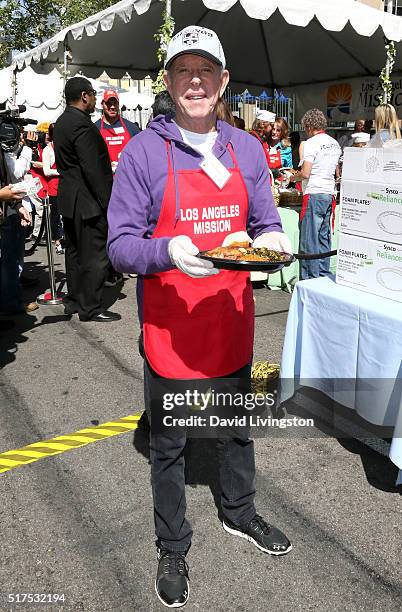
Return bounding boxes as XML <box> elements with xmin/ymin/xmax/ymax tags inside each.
<box><xmin>54</xmin><ymin>77</ymin><xmax>120</xmax><ymax>322</ymax></box>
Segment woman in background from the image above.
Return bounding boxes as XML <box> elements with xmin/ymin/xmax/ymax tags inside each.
<box><xmin>216</xmin><ymin>98</ymin><xmax>235</xmax><ymax>126</ymax></box>
<box><xmin>43</xmin><ymin>123</ymin><xmax>64</xmax><ymax>254</ymax></box>
<box><xmin>371</xmin><ymin>103</ymin><xmax>401</xmax><ymax>144</ymax></box>
<box><xmin>267</xmin><ymin>118</ymin><xmax>292</xmax><ymax>170</ymax></box>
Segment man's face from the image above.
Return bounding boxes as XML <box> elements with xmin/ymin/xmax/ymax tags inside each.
<box><xmin>262</xmin><ymin>122</ymin><xmax>273</xmax><ymax>137</ymax></box>
<box><xmin>164</xmin><ymin>54</ymin><xmax>229</xmax><ymax>129</ymax></box>
<box><xmin>82</xmin><ymin>89</ymin><xmax>97</xmax><ymax>114</ymax></box>
<box><xmin>102</xmin><ymin>98</ymin><xmax>120</xmax><ymax>121</ymax></box>
<box><xmin>355</xmin><ymin>119</ymin><xmax>365</xmax><ymax>132</ymax></box>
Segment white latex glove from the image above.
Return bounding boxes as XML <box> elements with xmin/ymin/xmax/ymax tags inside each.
<box><xmin>252</xmin><ymin>231</ymin><xmax>292</xmax><ymax>254</ymax></box>
<box><xmin>168</xmin><ymin>235</ymin><xmax>219</xmax><ymax>278</ymax></box>
<box><xmin>222</xmin><ymin>231</ymin><xmax>252</xmax><ymax>247</ymax></box>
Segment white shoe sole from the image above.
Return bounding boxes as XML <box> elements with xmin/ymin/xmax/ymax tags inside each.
<box><xmin>222</xmin><ymin>521</ymin><xmax>292</xmax><ymax>556</ymax></box>
<box><xmin>154</xmin><ymin>580</ymin><xmax>190</xmax><ymax>608</ymax></box>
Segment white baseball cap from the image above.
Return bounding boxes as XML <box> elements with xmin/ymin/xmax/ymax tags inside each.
<box><xmin>256</xmin><ymin>109</ymin><xmax>276</xmax><ymax>122</ymax></box>
<box><xmin>165</xmin><ymin>26</ymin><xmax>226</xmax><ymax>70</ymax></box>
<box><xmin>351</xmin><ymin>132</ymin><xmax>370</xmax><ymax>143</ymax></box>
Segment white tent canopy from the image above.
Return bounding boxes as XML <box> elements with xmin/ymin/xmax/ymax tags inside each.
<box><xmin>0</xmin><ymin>66</ymin><xmax>15</xmax><ymax>104</ymax></box>
<box><xmin>0</xmin><ymin>65</ymin><xmax>154</xmax><ymax>124</ymax></box>
<box><xmin>119</xmin><ymin>91</ymin><xmax>154</xmax><ymax>110</ymax></box>
<box><xmin>0</xmin><ymin>66</ymin><xmax>65</xmax><ymax>123</ymax></box>
<box><xmin>11</xmin><ymin>0</ymin><xmax>402</xmax><ymax>95</ymax></box>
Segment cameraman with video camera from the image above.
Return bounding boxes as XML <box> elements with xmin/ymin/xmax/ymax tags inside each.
<box><xmin>0</xmin><ymin>104</ymin><xmax>38</xmax><ymax>314</ymax></box>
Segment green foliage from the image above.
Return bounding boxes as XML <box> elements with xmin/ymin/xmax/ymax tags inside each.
<box><xmin>152</xmin><ymin>8</ymin><xmax>175</xmax><ymax>94</ymax></box>
<box><xmin>59</xmin><ymin>0</ymin><xmax>116</xmax><ymax>29</ymax></box>
<box><xmin>379</xmin><ymin>39</ymin><xmax>396</xmax><ymax>105</ymax></box>
<box><xmin>0</xmin><ymin>0</ymin><xmax>117</xmax><ymax>68</ymax></box>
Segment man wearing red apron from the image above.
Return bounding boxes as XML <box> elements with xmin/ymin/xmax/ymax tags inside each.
<box><xmin>95</xmin><ymin>89</ymin><xmax>140</xmax><ymax>174</ymax></box>
<box><xmin>107</xmin><ymin>26</ymin><xmax>292</xmax><ymax>608</ymax></box>
<box><xmin>96</xmin><ymin>90</ymin><xmax>141</xmax><ymax>286</ymax></box>
<box><xmin>250</xmin><ymin>109</ymin><xmax>276</xmax><ymax>172</ymax></box>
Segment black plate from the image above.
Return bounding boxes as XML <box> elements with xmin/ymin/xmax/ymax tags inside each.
<box><xmin>198</xmin><ymin>251</ymin><xmax>296</xmax><ymax>272</ymax></box>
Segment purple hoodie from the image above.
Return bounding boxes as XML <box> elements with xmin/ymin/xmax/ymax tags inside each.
<box><xmin>107</xmin><ymin>115</ymin><xmax>283</xmax><ymax>319</ymax></box>
<box><xmin>107</xmin><ymin>115</ymin><xmax>283</xmax><ymax>269</ymax></box>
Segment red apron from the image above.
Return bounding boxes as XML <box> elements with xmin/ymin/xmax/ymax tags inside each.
<box><xmin>143</xmin><ymin>142</ymin><xmax>254</xmax><ymax>379</ymax></box>
<box><xmin>250</xmin><ymin>130</ymin><xmax>272</xmax><ymax>171</ymax></box>
<box><xmin>29</xmin><ymin>145</ymin><xmax>47</xmax><ymax>199</ymax></box>
<box><xmin>301</xmin><ymin>193</ymin><xmax>336</xmax><ymax>231</ymax></box>
<box><xmin>47</xmin><ymin>143</ymin><xmax>59</xmax><ymax>197</ymax></box>
<box><xmin>100</xmin><ymin>116</ymin><xmax>131</xmax><ymax>163</ymax></box>
<box><xmin>267</xmin><ymin>145</ymin><xmax>282</xmax><ymax>170</ymax></box>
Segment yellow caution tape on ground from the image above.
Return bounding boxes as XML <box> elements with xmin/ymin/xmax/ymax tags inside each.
<box><xmin>1</xmin><ymin>362</ymin><xmax>279</xmax><ymax>475</ymax></box>
<box><xmin>0</xmin><ymin>414</ymin><xmax>143</xmax><ymax>475</ymax></box>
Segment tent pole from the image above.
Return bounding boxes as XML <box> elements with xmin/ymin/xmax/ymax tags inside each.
<box><xmin>63</xmin><ymin>38</ymin><xmax>70</xmax><ymax>106</ymax></box>
<box><xmin>11</xmin><ymin>66</ymin><xmax>17</xmax><ymax>106</ymax></box>
<box><xmin>166</xmin><ymin>0</ymin><xmax>172</xmax><ymax>19</ymax></box>
<box><xmin>63</xmin><ymin>39</ymin><xmax>69</xmax><ymax>86</ymax></box>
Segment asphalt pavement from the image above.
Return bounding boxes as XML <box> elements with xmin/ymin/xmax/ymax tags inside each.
<box><xmin>0</xmin><ymin>246</ymin><xmax>401</xmax><ymax>612</ymax></box>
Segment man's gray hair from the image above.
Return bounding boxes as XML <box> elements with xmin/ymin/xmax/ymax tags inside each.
<box><xmin>301</xmin><ymin>108</ymin><xmax>327</xmax><ymax>131</ymax></box>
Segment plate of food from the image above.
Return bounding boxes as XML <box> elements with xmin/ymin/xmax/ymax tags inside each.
<box><xmin>198</xmin><ymin>244</ymin><xmax>295</xmax><ymax>271</ymax></box>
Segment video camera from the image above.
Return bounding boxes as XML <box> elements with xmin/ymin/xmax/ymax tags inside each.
<box><xmin>0</xmin><ymin>103</ymin><xmax>37</xmax><ymax>153</ymax></box>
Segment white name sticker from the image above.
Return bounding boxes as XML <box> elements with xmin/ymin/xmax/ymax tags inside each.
<box><xmin>200</xmin><ymin>154</ymin><xmax>231</xmax><ymax>190</ymax></box>
<box><xmin>113</xmin><ymin>126</ymin><xmax>125</xmax><ymax>134</ymax></box>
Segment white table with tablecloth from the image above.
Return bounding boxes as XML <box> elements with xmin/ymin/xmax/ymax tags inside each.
<box><xmin>280</xmin><ymin>276</ymin><xmax>402</xmax><ymax>484</ymax></box>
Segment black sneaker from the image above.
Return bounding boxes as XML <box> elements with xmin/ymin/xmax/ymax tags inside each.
<box><xmin>223</xmin><ymin>514</ymin><xmax>292</xmax><ymax>556</ymax></box>
<box><xmin>79</xmin><ymin>311</ymin><xmax>121</xmax><ymax>322</ymax></box>
<box><xmin>155</xmin><ymin>549</ymin><xmax>189</xmax><ymax>608</ymax></box>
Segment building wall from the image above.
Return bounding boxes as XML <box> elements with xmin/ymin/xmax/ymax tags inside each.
<box><xmin>356</xmin><ymin>0</ymin><xmax>384</xmax><ymax>9</ymax></box>
<box><xmin>105</xmin><ymin>74</ymin><xmax>153</xmax><ymax>96</ymax></box>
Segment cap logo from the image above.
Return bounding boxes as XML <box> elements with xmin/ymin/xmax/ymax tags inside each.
<box><xmin>182</xmin><ymin>29</ymin><xmax>199</xmax><ymax>46</ymax></box>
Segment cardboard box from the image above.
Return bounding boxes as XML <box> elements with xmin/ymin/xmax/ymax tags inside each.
<box><xmin>342</xmin><ymin>148</ymin><xmax>402</xmax><ymax>185</ymax></box>
<box><xmin>340</xmin><ymin>180</ymin><xmax>402</xmax><ymax>245</ymax></box>
<box><xmin>336</xmin><ymin>233</ymin><xmax>402</xmax><ymax>302</ymax></box>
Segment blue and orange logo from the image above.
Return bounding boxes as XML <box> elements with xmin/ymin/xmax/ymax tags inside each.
<box><xmin>327</xmin><ymin>83</ymin><xmax>352</xmax><ymax>118</ymax></box>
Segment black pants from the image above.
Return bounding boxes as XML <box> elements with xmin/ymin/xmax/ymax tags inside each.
<box><xmin>144</xmin><ymin>359</ymin><xmax>256</xmax><ymax>553</ymax></box>
<box><xmin>49</xmin><ymin>195</ymin><xmax>63</xmax><ymax>241</ymax></box>
<box><xmin>62</xmin><ymin>208</ymin><xmax>109</xmax><ymax>319</ymax></box>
